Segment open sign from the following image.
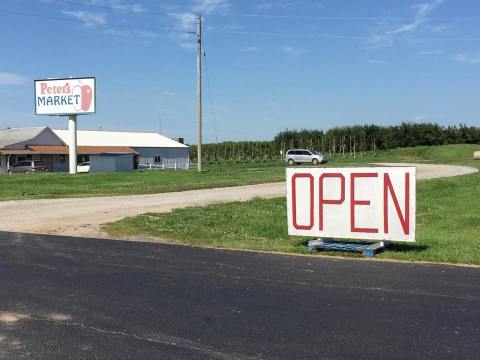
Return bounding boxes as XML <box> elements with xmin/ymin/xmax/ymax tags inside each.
<box><xmin>286</xmin><ymin>167</ymin><xmax>416</xmax><ymax>242</ymax></box>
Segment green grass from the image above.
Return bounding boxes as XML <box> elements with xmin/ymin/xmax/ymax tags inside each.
<box><xmin>0</xmin><ymin>162</ymin><xmax>284</xmax><ymax>201</ymax></box>
<box><xmin>103</xmin><ymin>144</ymin><xmax>480</xmax><ymax>265</ymax></box>
<box><xmin>1</xmin><ymin>144</ymin><xmax>478</xmax><ymax>201</ymax></box>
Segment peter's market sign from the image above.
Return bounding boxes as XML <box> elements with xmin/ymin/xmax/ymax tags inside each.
<box><xmin>35</xmin><ymin>77</ymin><xmax>96</xmax><ymax>115</ymax></box>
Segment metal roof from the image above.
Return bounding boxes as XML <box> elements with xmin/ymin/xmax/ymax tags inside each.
<box><xmin>0</xmin><ymin>149</ymin><xmax>36</xmax><ymax>155</ymax></box>
<box><xmin>27</xmin><ymin>145</ymin><xmax>138</xmax><ymax>155</ymax></box>
<box><xmin>0</xmin><ymin>127</ymin><xmax>48</xmax><ymax>148</ymax></box>
<box><xmin>53</xmin><ymin>129</ymin><xmax>188</xmax><ymax>148</ymax></box>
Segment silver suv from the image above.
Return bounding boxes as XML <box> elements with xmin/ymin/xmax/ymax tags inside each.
<box><xmin>285</xmin><ymin>149</ymin><xmax>328</xmax><ymax>165</ymax></box>
<box><xmin>8</xmin><ymin>160</ymin><xmax>48</xmax><ymax>174</ymax></box>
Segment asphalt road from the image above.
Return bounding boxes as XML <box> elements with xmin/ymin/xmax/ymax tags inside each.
<box><xmin>0</xmin><ymin>232</ymin><xmax>479</xmax><ymax>359</ymax></box>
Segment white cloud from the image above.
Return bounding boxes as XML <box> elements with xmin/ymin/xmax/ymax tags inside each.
<box><xmin>168</xmin><ymin>1</ymin><xmax>230</xmax><ymax>48</ymax></box>
<box><xmin>103</xmin><ymin>28</ymin><xmax>157</xmax><ymax>41</ymax></box>
<box><xmin>266</xmin><ymin>100</ymin><xmax>280</xmax><ymax>109</ymax></box>
<box><xmin>169</xmin><ymin>12</ymin><xmax>196</xmax><ymax>32</ymax></box>
<box><xmin>428</xmin><ymin>25</ymin><xmax>447</xmax><ymax>33</ymax></box>
<box><xmin>368</xmin><ymin>59</ymin><xmax>389</xmax><ymax>64</ymax></box>
<box><xmin>241</xmin><ymin>46</ymin><xmax>261</xmax><ymax>52</ymax></box>
<box><xmin>104</xmin><ymin>1</ymin><xmax>147</xmax><ymax>13</ymax></box>
<box><xmin>191</xmin><ymin>0</ymin><xmax>230</xmax><ymax>14</ymax></box>
<box><xmin>281</xmin><ymin>46</ymin><xmax>306</xmax><ymax>55</ymax></box>
<box><xmin>179</xmin><ymin>42</ymin><xmax>196</xmax><ymax>50</ymax></box>
<box><xmin>62</xmin><ymin>10</ymin><xmax>107</xmax><ymax>26</ymax></box>
<box><xmin>254</xmin><ymin>2</ymin><xmax>274</xmax><ymax>11</ymax></box>
<box><xmin>253</xmin><ymin>1</ymin><xmax>296</xmax><ymax>11</ymax></box>
<box><xmin>206</xmin><ymin>23</ymin><xmax>244</xmax><ymax>32</ymax></box>
<box><xmin>368</xmin><ymin>0</ymin><xmax>444</xmax><ymax>46</ymax></box>
<box><xmin>51</xmin><ymin>0</ymin><xmax>147</xmax><ymax>13</ymax></box>
<box><xmin>0</xmin><ymin>72</ymin><xmax>29</xmax><ymax>86</ymax></box>
<box><xmin>418</xmin><ymin>49</ymin><xmax>444</xmax><ymax>56</ymax></box>
<box><xmin>133</xmin><ymin>30</ymin><xmax>157</xmax><ymax>39</ymax></box>
<box><xmin>452</xmin><ymin>53</ymin><xmax>480</xmax><ymax>64</ymax></box>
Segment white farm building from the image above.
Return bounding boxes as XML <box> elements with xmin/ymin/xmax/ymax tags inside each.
<box><xmin>0</xmin><ymin>127</ymin><xmax>189</xmax><ymax>173</ymax></box>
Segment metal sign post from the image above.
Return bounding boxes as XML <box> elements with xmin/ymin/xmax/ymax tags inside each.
<box><xmin>68</xmin><ymin>115</ymin><xmax>77</xmax><ymax>174</ymax></box>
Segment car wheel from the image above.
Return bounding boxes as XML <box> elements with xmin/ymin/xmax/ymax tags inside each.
<box><xmin>288</xmin><ymin>158</ymin><xmax>295</xmax><ymax>165</ymax></box>
<box><xmin>312</xmin><ymin>158</ymin><xmax>319</xmax><ymax>165</ymax></box>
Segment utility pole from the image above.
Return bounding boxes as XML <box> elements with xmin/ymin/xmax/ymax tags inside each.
<box><xmin>196</xmin><ymin>15</ymin><xmax>202</xmax><ymax>172</ymax></box>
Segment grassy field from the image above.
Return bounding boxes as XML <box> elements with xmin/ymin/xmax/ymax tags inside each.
<box><xmin>0</xmin><ymin>161</ymin><xmax>284</xmax><ymax>201</ymax></box>
<box><xmin>1</xmin><ymin>144</ymin><xmax>477</xmax><ymax>201</ymax></box>
<box><xmin>103</xmin><ymin>144</ymin><xmax>480</xmax><ymax>265</ymax></box>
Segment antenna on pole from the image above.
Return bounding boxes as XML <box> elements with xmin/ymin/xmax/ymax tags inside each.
<box><xmin>196</xmin><ymin>14</ymin><xmax>202</xmax><ymax>172</ymax></box>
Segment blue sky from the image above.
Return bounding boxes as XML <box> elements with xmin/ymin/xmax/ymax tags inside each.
<box><xmin>0</xmin><ymin>0</ymin><xmax>479</xmax><ymax>143</ymax></box>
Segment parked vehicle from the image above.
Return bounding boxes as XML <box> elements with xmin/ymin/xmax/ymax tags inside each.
<box><xmin>285</xmin><ymin>149</ymin><xmax>328</xmax><ymax>165</ymax></box>
<box><xmin>77</xmin><ymin>162</ymin><xmax>91</xmax><ymax>173</ymax></box>
<box><xmin>8</xmin><ymin>160</ymin><xmax>48</xmax><ymax>174</ymax></box>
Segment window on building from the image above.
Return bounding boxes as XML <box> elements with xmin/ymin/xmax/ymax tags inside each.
<box><xmin>154</xmin><ymin>156</ymin><xmax>162</xmax><ymax>163</ymax></box>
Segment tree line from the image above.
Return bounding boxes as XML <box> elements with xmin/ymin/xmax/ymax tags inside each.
<box><xmin>189</xmin><ymin>122</ymin><xmax>480</xmax><ymax>161</ymax></box>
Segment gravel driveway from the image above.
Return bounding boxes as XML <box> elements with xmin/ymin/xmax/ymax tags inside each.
<box><xmin>0</xmin><ymin>163</ymin><xmax>476</xmax><ymax>238</ymax></box>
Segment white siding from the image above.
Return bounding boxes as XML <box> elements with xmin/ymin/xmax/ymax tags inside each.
<box><xmin>136</xmin><ymin>147</ymin><xmax>190</xmax><ymax>169</ymax></box>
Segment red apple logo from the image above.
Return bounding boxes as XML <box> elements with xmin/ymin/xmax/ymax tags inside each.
<box><xmin>81</xmin><ymin>85</ymin><xmax>93</xmax><ymax>111</ymax></box>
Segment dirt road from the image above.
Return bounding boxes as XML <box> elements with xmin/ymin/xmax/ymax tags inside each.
<box><xmin>0</xmin><ymin>163</ymin><xmax>476</xmax><ymax>238</ymax></box>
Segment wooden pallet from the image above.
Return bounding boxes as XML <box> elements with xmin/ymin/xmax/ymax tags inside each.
<box><xmin>308</xmin><ymin>239</ymin><xmax>390</xmax><ymax>257</ymax></box>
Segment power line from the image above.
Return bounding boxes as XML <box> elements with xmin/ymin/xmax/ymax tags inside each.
<box><xmin>39</xmin><ymin>0</ymin><xmax>149</xmax><ymax>14</ymax></box>
<box><xmin>210</xmin><ymin>12</ymin><xmax>480</xmax><ymax>22</ymax></box>
<box><xmin>205</xmin><ymin>29</ymin><xmax>480</xmax><ymax>42</ymax></box>
<box><xmin>37</xmin><ymin>0</ymin><xmax>181</xmax><ymax>19</ymax></box>
<box><xmin>0</xmin><ymin>9</ymin><xmax>188</xmax><ymax>34</ymax></box>
<box><xmin>3</xmin><ymin>8</ymin><xmax>480</xmax><ymax>43</ymax></box>
<box><xmin>33</xmin><ymin>1</ymin><xmax>480</xmax><ymax>22</ymax></box>
<box><xmin>206</xmin><ymin>29</ymin><xmax>364</xmax><ymax>39</ymax></box>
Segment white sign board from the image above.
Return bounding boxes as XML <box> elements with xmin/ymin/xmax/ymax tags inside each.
<box><xmin>35</xmin><ymin>77</ymin><xmax>96</xmax><ymax>115</ymax></box>
<box><xmin>287</xmin><ymin>167</ymin><xmax>416</xmax><ymax>242</ymax></box>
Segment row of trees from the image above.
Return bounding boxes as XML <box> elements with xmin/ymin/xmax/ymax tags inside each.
<box><xmin>190</xmin><ymin>123</ymin><xmax>480</xmax><ymax>161</ymax></box>
<box><xmin>190</xmin><ymin>141</ymin><xmax>279</xmax><ymax>161</ymax></box>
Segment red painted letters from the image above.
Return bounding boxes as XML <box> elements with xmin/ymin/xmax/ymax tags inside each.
<box><xmin>292</xmin><ymin>173</ymin><xmax>314</xmax><ymax>230</ymax></box>
<box><xmin>319</xmin><ymin>173</ymin><xmax>345</xmax><ymax>230</ymax></box>
<box><xmin>384</xmin><ymin>173</ymin><xmax>410</xmax><ymax>235</ymax></box>
<box><xmin>350</xmin><ymin>173</ymin><xmax>379</xmax><ymax>233</ymax></box>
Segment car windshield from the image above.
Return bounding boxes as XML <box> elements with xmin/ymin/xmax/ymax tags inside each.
<box><xmin>310</xmin><ymin>150</ymin><xmax>319</xmax><ymax>155</ymax></box>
